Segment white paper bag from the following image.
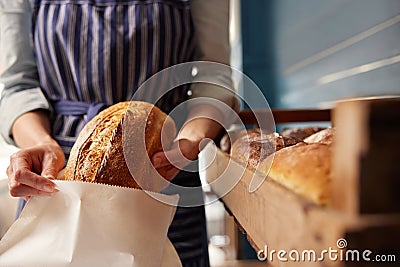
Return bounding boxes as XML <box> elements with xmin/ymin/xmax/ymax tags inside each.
<box><xmin>0</xmin><ymin>180</ymin><xmax>181</xmax><ymax>267</ymax></box>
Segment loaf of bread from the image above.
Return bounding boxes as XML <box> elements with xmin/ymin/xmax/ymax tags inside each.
<box><xmin>304</xmin><ymin>127</ymin><xmax>335</xmax><ymax>145</ymax></box>
<box><xmin>280</xmin><ymin>127</ymin><xmax>325</xmax><ymax>140</ymax></box>
<box><xmin>64</xmin><ymin>101</ymin><xmax>176</xmax><ymax>189</ymax></box>
<box><xmin>230</xmin><ymin>130</ymin><xmax>285</xmax><ymax>171</ymax></box>
<box><xmin>230</xmin><ymin>127</ymin><xmax>335</xmax><ymax>205</ymax></box>
<box><xmin>221</xmin><ymin>128</ymin><xmax>260</xmax><ymax>153</ymax></box>
<box><xmin>260</xmin><ymin>142</ymin><xmax>332</xmax><ymax>205</ymax></box>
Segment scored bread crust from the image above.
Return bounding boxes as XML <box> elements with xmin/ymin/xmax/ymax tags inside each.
<box><xmin>279</xmin><ymin>127</ymin><xmax>325</xmax><ymax>140</ymax></box>
<box><xmin>260</xmin><ymin>142</ymin><xmax>332</xmax><ymax>205</ymax></box>
<box><xmin>304</xmin><ymin>127</ymin><xmax>336</xmax><ymax>145</ymax></box>
<box><xmin>64</xmin><ymin>101</ymin><xmax>176</xmax><ymax>189</ymax></box>
<box><xmin>230</xmin><ymin>131</ymin><xmax>285</xmax><ymax>171</ymax></box>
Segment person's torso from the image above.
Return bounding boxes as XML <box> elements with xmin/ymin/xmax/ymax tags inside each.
<box><xmin>31</xmin><ymin>0</ymin><xmax>195</xmax><ymax>154</ymax></box>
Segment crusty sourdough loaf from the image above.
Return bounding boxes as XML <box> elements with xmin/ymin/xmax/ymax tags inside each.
<box><xmin>221</xmin><ymin>128</ymin><xmax>303</xmax><ymax>153</ymax></box>
<box><xmin>230</xmin><ymin>130</ymin><xmax>285</xmax><ymax>171</ymax></box>
<box><xmin>259</xmin><ymin>142</ymin><xmax>332</xmax><ymax>205</ymax></box>
<box><xmin>304</xmin><ymin>127</ymin><xmax>335</xmax><ymax>145</ymax></box>
<box><xmin>221</xmin><ymin>128</ymin><xmax>262</xmax><ymax>153</ymax></box>
<box><xmin>64</xmin><ymin>101</ymin><xmax>176</xmax><ymax>189</ymax></box>
<box><xmin>280</xmin><ymin>127</ymin><xmax>325</xmax><ymax>140</ymax></box>
<box><xmin>230</xmin><ymin>127</ymin><xmax>335</xmax><ymax>205</ymax></box>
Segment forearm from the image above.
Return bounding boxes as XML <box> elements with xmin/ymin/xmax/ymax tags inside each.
<box><xmin>0</xmin><ymin>2</ymin><xmax>52</xmax><ymax>145</ymax></box>
<box><xmin>7</xmin><ymin>109</ymin><xmax>63</xmax><ymax>197</ymax></box>
<box><xmin>12</xmin><ymin>110</ymin><xmax>55</xmax><ymax>148</ymax></box>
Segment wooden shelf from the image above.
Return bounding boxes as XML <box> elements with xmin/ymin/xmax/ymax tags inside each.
<box><xmin>200</xmin><ymin>98</ymin><xmax>400</xmax><ymax>266</ymax></box>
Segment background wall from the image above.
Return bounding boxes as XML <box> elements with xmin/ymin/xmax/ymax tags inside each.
<box><xmin>238</xmin><ymin>0</ymin><xmax>400</xmax><ymax>259</ymax></box>
<box><xmin>241</xmin><ymin>0</ymin><xmax>400</xmax><ymax>109</ymax></box>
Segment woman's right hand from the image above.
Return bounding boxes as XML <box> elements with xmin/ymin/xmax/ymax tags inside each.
<box><xmin>7</xmin><ymin>142</ymin><xmax>65</xmax><ymax>198</ymax></box>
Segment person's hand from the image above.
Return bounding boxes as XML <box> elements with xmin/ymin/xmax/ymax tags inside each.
<box><xmin>151</xmin><ymin>138</ymin><xmax>204</xmax><ymax>182</ymax></box>
<box><xmin>151</xmin><ymin>104</ymin><xmax>224</xmax><ymax>182</ymax></box>
<box><xmin>7</xmin><ymin>142</ymin><xmax>65</xmax><ymax>199</ymax></box>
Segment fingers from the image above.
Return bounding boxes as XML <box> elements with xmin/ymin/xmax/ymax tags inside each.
<box><xmin>8</xmin><ymin>151</ymin><xmax>58</xmax><ymax>197</ymax></box>
<box><xmin>11</xmin><ymin>184</ymin><xmax>53</xmax><ymax>198</ymax></box>
<box><xmin>151</xmin><ymin>139</ymin><xmax>201</xmax><ymax>182</ymax></box>
<box><xmin>41</xmin><ymin>149</ymin><xmax>64</xmax><ymax>179</ymax></box>
<box><xmin>152</xmin><ymin>139</ymin><xmax>198</xmax><ymax>169</ymax></box>
<box><xmin>9</xmin><ymin>169</ymin><xmax>57</xmax><ymax>197</ymax></box>
<box><xmin>152</xmin><ymin>148</ymin><xmax>192</xmax><ymax>169</ymax></box>
<box><xmin>154</xmin><ymin>165</ymin><xmax>180</xmax><ymax>182</ymax></box>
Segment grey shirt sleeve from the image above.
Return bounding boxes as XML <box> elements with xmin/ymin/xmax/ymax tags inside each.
<box><xmin>189</xmin><ymin>0</ymin><xmax>240</xmax><ymax>113</ymax></box>
<box><xmin>0</xmin><ymin>0</ymin><xmax>51</xmax><ymax>145</ymax></box>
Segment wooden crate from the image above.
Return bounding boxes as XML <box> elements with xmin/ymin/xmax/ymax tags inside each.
<box><xmin>200</xmin><ymin>98</ymin><xmax>400</xmax><ymax>267</ymax></box>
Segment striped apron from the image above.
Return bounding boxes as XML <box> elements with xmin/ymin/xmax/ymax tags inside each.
<box><xmin>17</xmin><ymin>0</ymin><xmax>210</xmax><ymax>265</ymax></box>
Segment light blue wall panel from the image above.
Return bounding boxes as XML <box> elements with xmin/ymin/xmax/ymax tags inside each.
<box><xmin>274</xmin><ymin>0</ymin><xmax>400</xmax><ymax>108</ymax></box>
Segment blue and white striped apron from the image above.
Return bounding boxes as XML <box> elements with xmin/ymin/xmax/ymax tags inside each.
<box><xmin>17</xmin><ymin>0</ymin><xmax>210</xmax><ymax>265</ymax></box>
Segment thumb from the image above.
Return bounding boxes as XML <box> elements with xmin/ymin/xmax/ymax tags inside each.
<box><xmin>41</xmin><ymin>157</ymin><xmax>59</xmax><ymax>180</ymax></box>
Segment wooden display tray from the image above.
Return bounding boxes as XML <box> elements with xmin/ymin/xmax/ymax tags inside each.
<box><xmin>200</xmin><ymin>98</ymin><xmax>400</xmax><ymax>267</ymax></box>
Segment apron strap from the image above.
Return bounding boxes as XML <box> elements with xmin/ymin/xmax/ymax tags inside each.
<box><xmin>53</xmin><ymin>100</ymin><xmax>107</xmax><ymax>123</ymax></box>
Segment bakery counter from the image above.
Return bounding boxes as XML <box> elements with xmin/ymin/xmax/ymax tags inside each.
<box><xmin>199</xmin><ymin>97</ymin><xmax>400</xmax><ymax>267</ymax></box>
